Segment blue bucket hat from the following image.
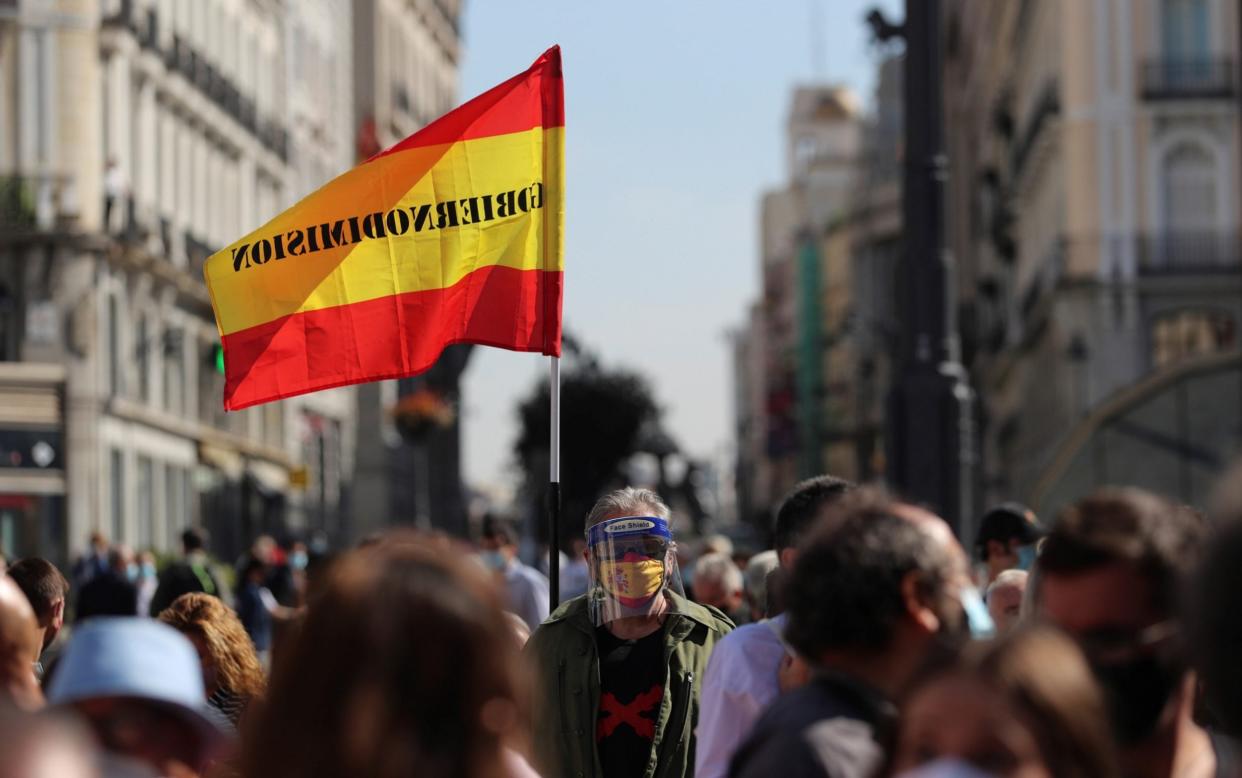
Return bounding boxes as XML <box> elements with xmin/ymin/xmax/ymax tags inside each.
<box><xmin>47</xmin><ymin>618</ymin><xmax>230</xmax><ymax>749</ymax></box>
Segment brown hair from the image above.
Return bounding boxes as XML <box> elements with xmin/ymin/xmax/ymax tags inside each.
<box><xmin>1039</xmin><ymin>487</ymin><xmax>1203</xmax><ymax>617</ymax></box>
<box><xmin>242</xmin><ymin>531</ymin><xmax>529</xmax><ymax>778</ymax></box>
<box><xmin>895</xmin><ymin>626</ymin><xmax>1119</xmax><ymax>778</ymax></box>
<box><xmin>158</xmin><ymin>592</ymin><xmax>265</xmax><ymax>702</ymax></box>
<box><xmin>6</xmin><ymin>558</ymin><xmax>68</xmax><ymax>621</ymax></box>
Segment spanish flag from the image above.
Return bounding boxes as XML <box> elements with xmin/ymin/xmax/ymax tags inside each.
<box><xmin>205</xmin><ymin>46</ymin><xmax>564</xmax><ymax>410</ymax></box>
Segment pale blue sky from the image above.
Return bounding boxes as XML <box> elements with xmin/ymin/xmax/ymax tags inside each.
<box><xmin>457</xmin><ymin>1</ymin><xmax>901</xmax><ymax>496</ymax></box>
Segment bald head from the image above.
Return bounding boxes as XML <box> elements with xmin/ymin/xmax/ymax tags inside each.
<box><xmin>0</xmin><ymin>576</ymin><xmax>44</xmax><ymax>710</ymax></box>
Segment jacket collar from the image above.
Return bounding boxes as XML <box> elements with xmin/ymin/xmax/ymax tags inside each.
<box><xmin>547</xmin><ymin>590</ymin><xmax>727</xmax><ymax>637</ymax></box>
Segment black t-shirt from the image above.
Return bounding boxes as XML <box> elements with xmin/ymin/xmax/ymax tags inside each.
<box><xmin>595</xmin><ymin>625</ymin><xmax>666</xmax><ymax>778</ymax></box>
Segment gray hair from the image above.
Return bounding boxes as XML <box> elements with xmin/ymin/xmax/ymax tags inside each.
<box><xmin>694</xmin><ymin>552</ymin><xmax>744</xmax><ymax>594</ymax></box>
<box><xmin>744</xmin><ymin>549</ymin><xmax>780</xmax><ymax>607</ymax></box>
<box><xmin>585</xmin><ymin>487</ymin><xmax>671</xmax><ymax>531</ymax></box>
<box><xmin>986</xmin><ymin>568</ymin><xmax>1029</xmax><ymax>603</ymax></box>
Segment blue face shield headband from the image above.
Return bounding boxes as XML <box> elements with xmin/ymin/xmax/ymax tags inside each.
<box><xmin>587</xmin><ymin>516</ymin><xmax>672</xmax><ymax>559</ymax></box>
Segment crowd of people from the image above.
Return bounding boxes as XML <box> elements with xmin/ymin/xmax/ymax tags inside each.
<box><xmin>1</xmin><ymin>469</ymin><xmax>1242</xmax><ymax>778</ymax></box>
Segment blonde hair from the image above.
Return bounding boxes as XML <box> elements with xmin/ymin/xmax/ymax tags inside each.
<box><xmin>158</xmin><ymin>592</ymin><xmax>265</xmax><ymax>702</ymax></box>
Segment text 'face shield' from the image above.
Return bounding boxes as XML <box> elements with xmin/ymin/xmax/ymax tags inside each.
<box><xmin>587</xmin><ymin>515</ymin><xmax>684</xmax><ymax>625</ymax></box>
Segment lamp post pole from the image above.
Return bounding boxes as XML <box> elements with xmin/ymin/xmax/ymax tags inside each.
<box><xmin>873</xmin><ymin>0</ymin><xmax>977</xmax><ymax>537</ymax></box>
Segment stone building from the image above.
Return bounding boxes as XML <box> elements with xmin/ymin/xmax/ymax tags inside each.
<box><xmin>0</xmin><ymin>0</ymin><xmax>357</xmax><ymax>566</ymax></box>
<box><xmin>942</xmin><ymin>0</ymin><xmax>1242</xmax><ymax>513</ymax></box>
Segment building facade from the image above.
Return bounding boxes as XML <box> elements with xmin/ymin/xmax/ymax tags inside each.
<box><xmin>0</xmin><ymin>0</ymin><xmax>357</xmax><ymax>566</ymax></box>
<box><xmin>733</xmin><ymin>86</ymin><xmax>861</xmax><ymax>525</ymax></box>
<box><xmin>942</xmin><ymin>0</ymin><xmax>1242</xmax><ymax>512</ymax></box>
<box><xmin>349</xmin><ymin>0</ymin><xmax>467</xmax><ymax>539</ymax></box>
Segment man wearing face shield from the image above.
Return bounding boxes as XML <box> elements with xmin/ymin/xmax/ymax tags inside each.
<box><xmin>1037</xmin><ymin>489</ymin><xmax>1225</xmax><ymax>778</ymax></box>
<box><xmin>526</xmin><ymin>487</ymin><xmax>734</xmax><ymax>778</ymax></box>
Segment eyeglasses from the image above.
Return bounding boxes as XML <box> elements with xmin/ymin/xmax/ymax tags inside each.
<box><xmin>1076</xmin><ymin>620</ymin><xmax>1178</xmax><ymax>663</ymax></box>
<box><xmin>593</xmin><ymin>537</ymin><xmax>671</xmax><ymax>562</ymax></box>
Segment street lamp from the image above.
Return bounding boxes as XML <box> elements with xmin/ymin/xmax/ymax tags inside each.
<box><xmin>869</xmin><ymin>1</ymin><xmax>977</xmax><ymax>536</ymax></box>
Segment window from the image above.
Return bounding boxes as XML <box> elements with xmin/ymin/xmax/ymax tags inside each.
<box><xmin>108</xmin><ymin>294</ymin><xmax>122</xmax><ymax>396</ymax></box>
<box><xmin>1162</xmin><ymin>142</ymin><xmax>1217</xmax><ymax>235</ymax></box>
<box><xmin>1162</xmin><ymin>0</ymin><xmax>1209</xmax><ymax>63</ymax></box>
<box><xmin>165</xmin><ymin>463</ymin><xmax>182</xmax><ymax>538</ymax></box>
<box><xmin>162</xmin><ymin>327</ymin><xmax>184</xmax><ymax>413</ymax></box>
<box><xmin>1151</xmin><ymin>310</ymin><xmax>1236</xmax><ymax>369</ymax></box>
<box><xmin>136</xmin><ymin>314</ymin><xmax>150</xmax><ymax>402</ymax></box>
<box><xmin>111</xmin><ymin>449</ymin><xmax>125</xmax><ymax>542</ymax></box>
<box><xmin>137</xmin><ymin>456</ymin><xmax>153</xmax><ymax>550</ymax></box>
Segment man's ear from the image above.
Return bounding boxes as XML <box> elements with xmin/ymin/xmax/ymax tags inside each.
<box><xmin>900</xmin><ymin>570</ymin><xmax>939</xmax><ymax>634</ymax></box>
<box><xmin>52</xmin><ymin>598</ymin><xmax>65</xmax><ymax>623</ymax></box>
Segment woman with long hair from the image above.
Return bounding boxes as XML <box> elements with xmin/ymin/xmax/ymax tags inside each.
<box><xmin>158</xmin><ymin>592</ymin><xmax>266</xmax><ymax>726</ymax></box>
<box><xmin>242</xmin><ymin>531</ymin><xmax>533</xmax><ymax>778</ymax></box>
<box><xmin>889</xmin><ymin>626</ymin><xmax>1118</xmax><ymax>778</ymax></box>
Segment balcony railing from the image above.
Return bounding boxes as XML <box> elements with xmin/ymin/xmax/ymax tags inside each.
<box><xmin>1141</xmin><ymin>58</ymin><xmax>1235</xmax><ymax>100</ymax></box>
<box><xmin>1137</xmin><ymin>232</ymin><xmax>1241</xmax><ymax>275</ymax></box>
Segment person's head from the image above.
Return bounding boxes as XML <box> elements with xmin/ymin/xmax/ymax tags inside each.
<box><xmin>975</xmin><ymin>503</ymin><xmax>1044</xmax><ymax>582</ymax></box>
<box><xmin>137</xmin><ymin>551</ymin><xmax>157</xmax><ymax>579</ymax></box>
<box><xmin>181</xmin><ymin>527</ymin><xmax>207</xmax><ymax>555</ymax></box>
<box><xmin>107</xmin><ymin>544</ymin><xmax>134</xmax><ymax>577</ymax></box>
<box><xmin>6</xmin><ymin>558</ymin><xmax>68</xmax><ymax>651</ymax></box>
<box><xmin>0</xmin><ymin>576</ymin><xmax>43</xmax><ymax>710</ymax></box>
<box><xmin>47</xmin><ymin>618</ymin><xmax>228</xmax><ymax>775</ymax></box>
<box><xmin>242</xmin><ymin>556</ymin><xmax>267</xmax><ymax>585</ymax></box>
<box><xmin>89</xmin><ymin>532</ymin><xmax>108</xmax><ymax>554</ymax></box>
<box><xmin>890</xmin><ymin>626</ymin><xmax>1118</xmax><ymax>778</ymax></box>
<box><xmin>784</xmin><ymin>489</ymin><xmax>974</xmax><ymax>694</ymax></box>
<box><xmin>251</xmin><ymin>535</ymin><xmax>277</xmax><ymax>566</ymax></box>
<box><xmin>478</xmin><ymin>515</ymin><xmax>520</xmax><ymax>571</ymax></box>
<box><xmin>743</xmin><ymin>549</ymin><xmax>779</xmax><ymax>621</ymax></box>
<box><xmin>243</xmin><ymin>531</ymin><xmax>527</xmax><ymax>778</ymax></box>
<box><xmin>701</xmin><ymin>534</ymin><xmax>734</xmax><ymax>558</ymax></box>
<box><xmin>691</xmin><ymin>552</ymin><xmax>744</xmax><ymax>614</ymax></box>
<box><xmin>158</xmin><ymin>592</ymin><xmax>265</xmax><ymax>706</ymax></box>
<box><xmin>288</xmin><ymin>540</ymin><xmax>309</xmax><ymax>571</ymax></box>
<box><xmin>584</xmin><ymin>487</ymin><xmax>678</xmax><ymax>622</ymax></box>
<box><xmin>773</xmin><ymin>474</ymin><xmax>854</xmax><ymax>568</ymax></box>
<box><xmin>1037</xmin><ymin>488</ymin><xmax>1202</xmax><ymax>746</ymax></box>
<box><xmin>987</xmin><ymin>570</ymin><xmax>1028</xmax><ymax>636</ymax></box>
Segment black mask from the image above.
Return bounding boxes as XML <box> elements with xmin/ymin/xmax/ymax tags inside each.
<box><xmin>1091</xmin><ymin>653</ymin><xmax>1184</xmax><ymax>744</ymax></box>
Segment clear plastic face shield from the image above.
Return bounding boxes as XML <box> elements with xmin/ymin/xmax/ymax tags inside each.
<box><xmin>586</xmin><ymin>515</ymin><xmax>685</xmax><ymax>626</ymax></box>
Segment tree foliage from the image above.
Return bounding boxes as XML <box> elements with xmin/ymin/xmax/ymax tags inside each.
<box><xmin>515</xmin><ymin>343</ymin><xmax>661</xmax><ymax>543</ymax></box>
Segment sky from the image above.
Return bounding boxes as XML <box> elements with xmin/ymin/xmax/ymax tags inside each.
<box><xmin>456</xmin><ymin>0</ymin><xmax>902</xmax><ymax>499</ymax></box>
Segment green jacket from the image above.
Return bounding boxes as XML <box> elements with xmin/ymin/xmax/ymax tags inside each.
<box><xmin>526</xmin><ymin>592</ymin><xmax>734</xmax><ymax>778</ymax></box>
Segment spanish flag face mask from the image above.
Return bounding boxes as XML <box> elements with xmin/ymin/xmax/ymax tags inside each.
<box><xmin>586</xmin><ymin>515</ymin><xmax>683</xmax><ymax>625</ymax></box>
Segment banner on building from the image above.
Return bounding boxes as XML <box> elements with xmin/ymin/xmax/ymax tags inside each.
<box><xmin>204</xmin><ymin>46</ymin><xmax>564</xmax><ymax>410</ymax></box>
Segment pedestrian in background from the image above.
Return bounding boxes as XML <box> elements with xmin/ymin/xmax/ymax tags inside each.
<box><xmin>696</xmin><ymin>475</ymin><xmax>853</xmax><ymax>778</ymax></box>
<box><xmin>527</xmin><ymin>487</ymin><xmax>732</xmax><ymax>778</ymax></box>
<box><xmin>742</xmin><ymin>549</ymin><xmax>778</xmax><ymax>623</ymax></box>
<box><xmin>974</xmin><ymin>503</ymin><xmax>1044</xmax><ymax>585</ymax></box>
<box><xmin>1037</xmin><ymin>488</ymin><xmax>1224</xmax><ymax>778</ymax></box>
<box><xmin>70</xmin><ymin>531</ymin><xmax>109</xmax><ymax>592</ymax></box>
<box><xmin>134</xmin><ymin>550</ymin><xmax>158</xmax><ymax>617</ymax></box>
<box><xmin>159</xmin><ymin>592</ymin><xmax>266</xmax><ymax>727</ymax></box>
<box><xmin>6</xmin><ymin>557</ymin><xmax>69</xmax><ymax>677</ymax></box>
<box><xmin>888</xmin><ymin>626</ymin><xmax>1118</xmax><ymax>778</ymax></box>
<box><xmin>242</xmin><ymin>531</ymin><xmax>536</xmax><ymax>778</ymax></box>
<box><xmin>149</xmin><ymin>528</ymin><xmax>221</xmax><ymax>616</ymax></box>
<box><xmin>479</xmin><ymin>514</ymin><xmax>549</xmax><ymax>632</ymax></box>
<box><xmin>985</xmin><ymin>569</ymin><xmax>1028</xmax><ymax>636</ymax></box>
<box><xmin>75</xmin><ymin>544</ymin><xmax>138</xmax><ymax>622</ymax></box>
<box><xmin>692</xmin><ymin>552</ymin><xmax>746</xmax><ymax>622</ymax></box>
<box><xmin>730</xmin><ymin>489</ymin><xmax>989</xmax><ymax>778</ymax></box>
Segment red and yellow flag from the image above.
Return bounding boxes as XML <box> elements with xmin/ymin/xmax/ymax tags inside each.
<box><xmin>205</xmin><ymin>46</ymin><xmax>564</xmax><ymax>410</ymax></box>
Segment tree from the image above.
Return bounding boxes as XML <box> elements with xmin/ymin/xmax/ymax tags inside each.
<box><xmin>514</xmin><ymin>340</ymin><xmax>662</xmax><ymax>544</ymax></box>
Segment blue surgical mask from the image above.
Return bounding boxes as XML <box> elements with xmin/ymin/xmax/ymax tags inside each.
<box><xmin>480</xmin><ymin>550</ymin><xmax>507</xmax><ymax>572</ymax></box>
<box><xmin>897</xmin><ymin>757</ymin><xmax>997</xmax><ymax>778</ymax></box>
<box><xmin>959</xmin><ymin>585</ymin><xmax>995</xmax><ymax>639</ymax></box>
<box><xmin>290</xmin><ymin>551</ymin><xmax>308</xmax><ymax>571</ymax></box>
<box><xmin>126</xmin><ymin>563</ymin><xmax>139</xmax><ymax>582</ymax></box>
<box><xmin>1016</xmin><ymin>544</ymin><xmax>1037</xmax><ymax>571</ymax></box>
<box><xmin>141</xmin><ymin>562</ymin><xmax>156</xmax><ymax>578</ymax></box>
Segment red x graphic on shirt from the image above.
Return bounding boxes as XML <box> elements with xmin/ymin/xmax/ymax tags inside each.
<box><xmin>597</xmin><ymin>685</ymin><xmax>663</xmax><ymax>740</ymax></box>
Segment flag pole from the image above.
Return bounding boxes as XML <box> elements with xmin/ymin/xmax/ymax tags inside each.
<box><xmin>548</xmin><ymin>355</ymin><xmax>562</xmax><ymax>612</ymax></box>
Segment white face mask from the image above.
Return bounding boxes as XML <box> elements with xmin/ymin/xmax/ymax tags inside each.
<box><xmin>895</xmin><ymin>758</ymin><xmax>998</xmax><ymax>778</ymax></box>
